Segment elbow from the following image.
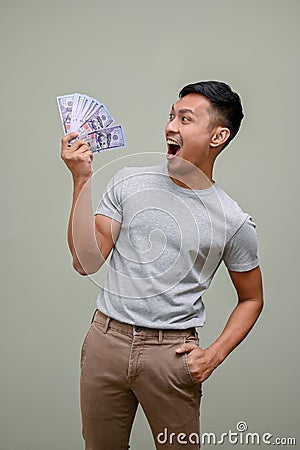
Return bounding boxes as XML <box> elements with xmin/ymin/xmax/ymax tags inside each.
<box><xmin>252</xmin><ymin>292</ymin><xmax>264</xmax><ymax>320</ymax></box>
<box><xmin>72</xmin><ymin>259</ymin><xmax>102</xmax><ymax>276</ymax></box>
<box><xmin>73</xmin><ymin>261</ymin><xmax>89</xmax><ymax>276</ymax></box>
<box><xmin>258</xmin><ymin>295</ymin><xmax>264</xmax><ymax>315</ymax></box>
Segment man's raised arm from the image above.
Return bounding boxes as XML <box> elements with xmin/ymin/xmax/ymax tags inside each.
<box><xmin>61</xmin><ymin>132</ymin><xmax>120</xmax><ymax>275</ymax></box>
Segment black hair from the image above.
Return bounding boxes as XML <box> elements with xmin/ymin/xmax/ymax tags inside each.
<box><xmin>179</xmin><ymin>81</ymin><xmax>244</xmax><ymax>150</ymax></box>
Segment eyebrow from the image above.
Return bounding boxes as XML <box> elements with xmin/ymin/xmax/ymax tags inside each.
<box><xmin>170</xmin><ymin>105</ymin><xmax>196</xmax><ymax>115</ymax></box>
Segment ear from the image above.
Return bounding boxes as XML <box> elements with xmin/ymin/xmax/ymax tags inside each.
<box><xmin>210</xmin><ymin>126</ymin><xmax>230</xmax><ymax>148</ymax></box>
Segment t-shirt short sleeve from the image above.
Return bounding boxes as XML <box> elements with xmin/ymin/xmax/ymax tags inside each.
<box><xmin>94</xmin><ymin>170</ymin><xmax>125</xmax><ymax>223</ymax></box>
<box><xmin>222</xmin><ymin>215</ymin><xmax>259</xmax><ymax>272</ymax></box>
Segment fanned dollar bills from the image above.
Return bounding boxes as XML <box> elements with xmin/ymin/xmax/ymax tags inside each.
<box><xmin>57</xmin><ymin>93</ymin><xmax>126</xmax><ymax>153</ymax></box>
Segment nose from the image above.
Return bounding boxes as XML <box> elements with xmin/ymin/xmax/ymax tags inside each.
<box><xmin>165</xmin><ymin>117</ymin><xmax>178</xmax><ymax>134</ymax></box>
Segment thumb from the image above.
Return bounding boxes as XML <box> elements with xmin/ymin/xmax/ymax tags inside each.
<box><xmin>176</xmin><ymin>343</ymin><xmax>198</xmax><ymax>354</ymax></box>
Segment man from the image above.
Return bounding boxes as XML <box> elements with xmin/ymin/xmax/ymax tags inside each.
<box><xmin>61</xmin><ymin>81</ymin><xmax>263</xmax><ymax>450</ymax></box>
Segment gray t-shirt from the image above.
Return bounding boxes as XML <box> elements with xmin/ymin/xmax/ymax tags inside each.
<box><xmin>95</xmin><ymin>165</ymin><xmax>259</xmax><ymax>329</ymax></box>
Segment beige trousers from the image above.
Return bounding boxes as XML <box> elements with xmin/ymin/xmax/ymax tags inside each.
<box><xmin>80</xmin><ymin>310</ymin><xmax>202</xmax><ymax>450</ymax></box>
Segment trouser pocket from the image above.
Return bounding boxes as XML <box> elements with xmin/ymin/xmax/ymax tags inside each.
<box><xmin>80</xmin><ymin>325</ymin><xmax>93</xmax><ymax>369</ymax></box>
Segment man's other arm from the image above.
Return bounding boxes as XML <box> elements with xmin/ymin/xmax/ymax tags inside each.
<box><xmin>176</xmin><ymin>266</ymin><xmax>264</xmax><ymax>383</ymax></box>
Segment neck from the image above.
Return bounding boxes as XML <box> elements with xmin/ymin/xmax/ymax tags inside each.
<box><xmin>168</xmin><ymin>163</ymin><xmax>214</xmax><ymax>190</ymax></box>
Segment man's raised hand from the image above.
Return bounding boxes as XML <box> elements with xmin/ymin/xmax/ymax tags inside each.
<box><xmin>61</xmin><ymin>132</ymin><xmax>93</xmax><ymax>183</ymax></box>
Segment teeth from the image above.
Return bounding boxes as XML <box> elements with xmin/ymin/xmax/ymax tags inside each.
<box><xmin>167</xmin><ymin>138</ymin><xmax>180</xmax><ymax>146</ymax></box>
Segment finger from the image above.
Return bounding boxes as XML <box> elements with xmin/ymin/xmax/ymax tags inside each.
<box><xmin>61</xmin><ymin>140</ymin><xmax>91</xmax><ymax>164</ymax></box>
<box><xmin>61</xmin><ymin>133</ymin><xmax>80</xmax><ymax>159</ymax></box>
<box><xmin>175</xmin><ymin>343</ymin><xmax>198</xmax><ymax>354</ymax></box>
<box><xmin>69</xmin><ymin>139</ymin><xmax>90</xmax><ymax>153</ymax></box>
<box><xmin>81</xmin><ymin>149</ymin><xmax>93</xmax><ymax>161</ymax></box>
<box><xmin>61</xmin><ymin>132</ymin><xmax>79</xmax><ymax>148</ymax></box>
<box><xmin>74</xmin><ymin>146</ymin><xmax>93</xmax><ymax>161</ymax></box>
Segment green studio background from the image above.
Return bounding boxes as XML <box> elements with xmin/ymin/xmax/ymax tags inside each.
<box><xmin>0</xmin><ymin>0</ymin><xmax>299</xmax><ymax>449</ymax></box>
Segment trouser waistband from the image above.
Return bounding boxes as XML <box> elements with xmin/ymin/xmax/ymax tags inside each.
<box><xmin>91</xmin><ymin>309</ymin><xmax>197</xmax><ymax>343</ymax></box>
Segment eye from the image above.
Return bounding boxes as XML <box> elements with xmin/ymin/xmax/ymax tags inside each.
<box><xmin>168</xmin><ymin>113</ymin><xmax>174</xmax><ymax>120</ymax></box>
<box><xmin>182</xmin><ymin>116</ymin><xmax>190</xmax><ymax>123</ymax></box>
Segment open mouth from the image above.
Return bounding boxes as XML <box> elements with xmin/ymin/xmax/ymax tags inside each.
<box><xmin>166</xmin><ymin>138</ymin><xmax>181</xmax><ymax>158</ymax></box>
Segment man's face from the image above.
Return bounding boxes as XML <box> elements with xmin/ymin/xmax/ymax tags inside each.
<box><xmin>165</xmin><ymin>93</ymin><xmax>214</xmax><ymax>172</ymax></box>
